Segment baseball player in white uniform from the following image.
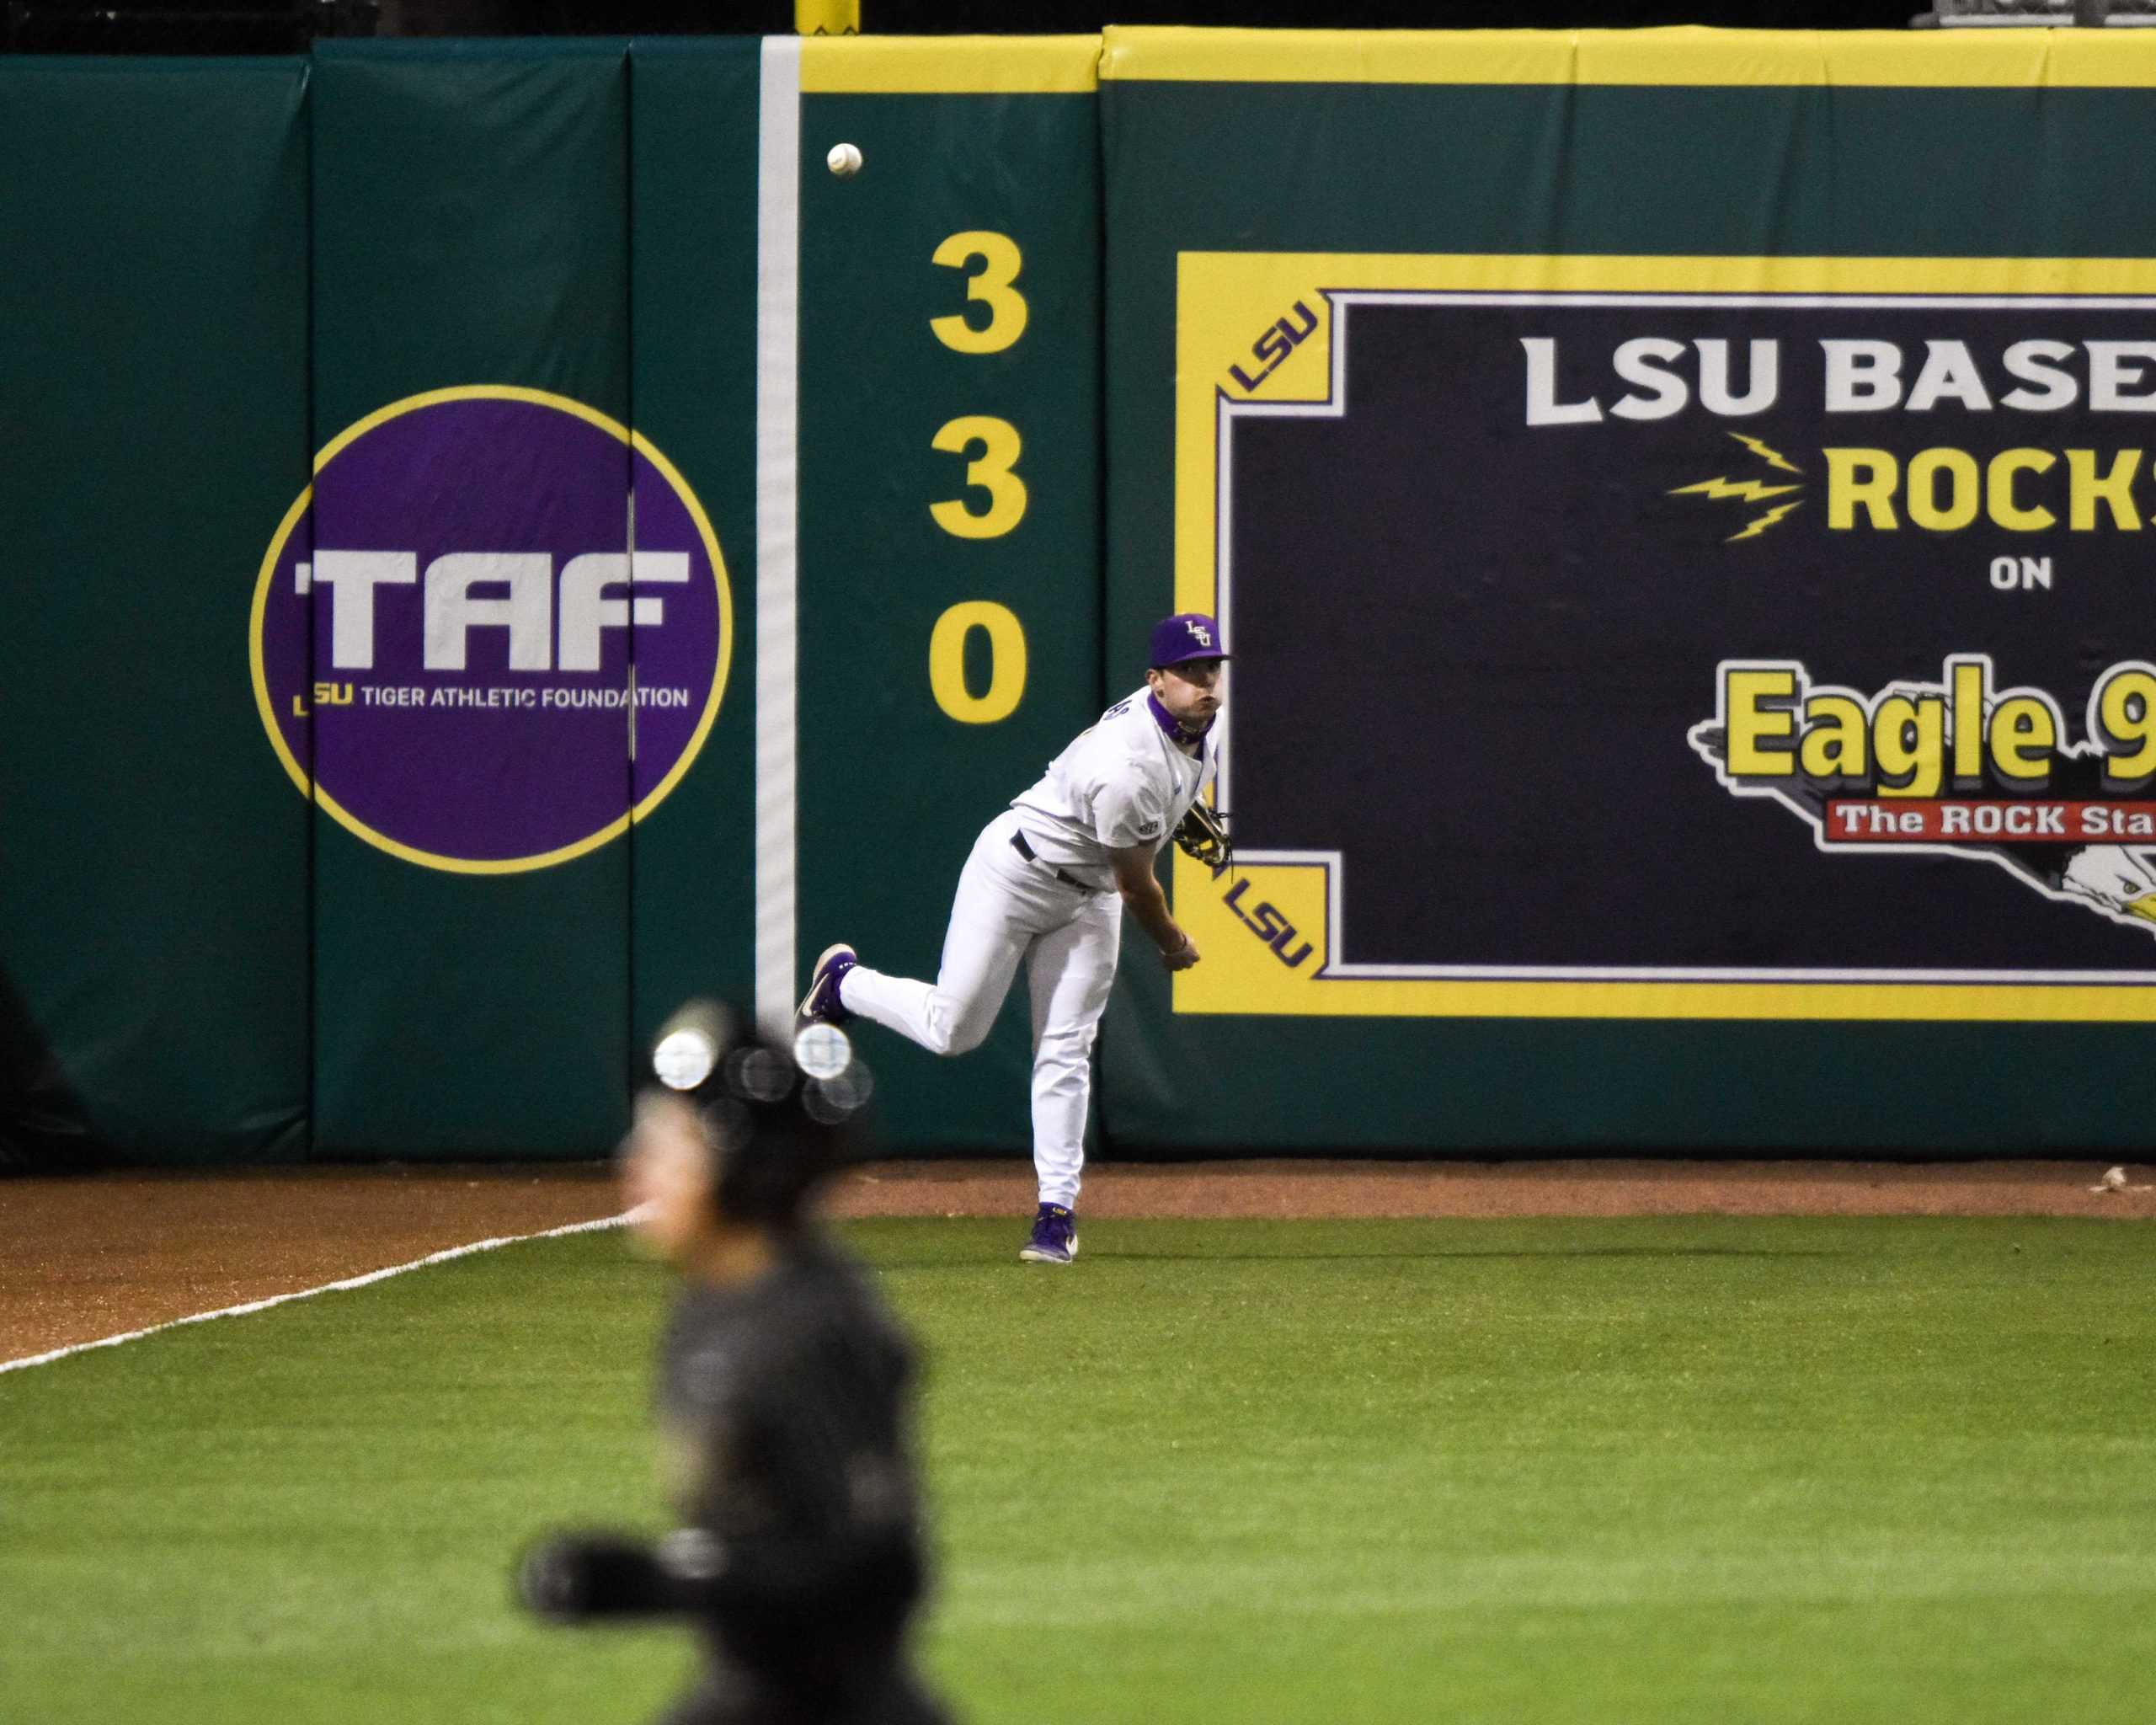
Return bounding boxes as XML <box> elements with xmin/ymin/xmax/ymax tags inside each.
<box><xmin>797</xmin><ymin>613</ymin><xmax>1228</xmax><ymax>1264</ymax></box>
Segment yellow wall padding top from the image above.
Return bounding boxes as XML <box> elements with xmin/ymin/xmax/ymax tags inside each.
<box><xmin>800</xmin><ymin>35</ymin><xmax>1100</xmax><ymax>94</ymax></box>
<box><xmin>1097</xmin><ymin>25</ymin><xmax>2156</xmax><ymax>89</ymax></box>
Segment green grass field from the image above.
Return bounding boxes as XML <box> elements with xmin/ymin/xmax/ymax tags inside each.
<box><xmin>6</xmin><ymin>1215</ymin><xmax>2153</xmax><ymax>1723</ymax></box>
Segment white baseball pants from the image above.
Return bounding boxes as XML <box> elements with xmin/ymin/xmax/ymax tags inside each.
<box><xmin>838</xmin><ymin>810</ymin><xmax>1122</xmax><ymax>1209</ymax></box>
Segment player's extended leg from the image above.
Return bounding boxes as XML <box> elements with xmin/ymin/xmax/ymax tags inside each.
<box><xmin>839</xmin><ymin>818</ymin><xmax>1049</xmax><ymax>1057</ymax></box>
<box><xmin>1022</xmin><ymin>890</ymin><xmax>1123</xmax><ymax>1211</ymax></box>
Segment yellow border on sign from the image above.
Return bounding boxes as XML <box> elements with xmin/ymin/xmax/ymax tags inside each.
<box><xmin>1174</xmin><ymin>251</ymin><xmax>2156</xmax><ymax>1021</ymax></box>
<box><xmin>1102</xmin><ymin>25</ymin><xmax>2156</xmax><ymax>89</ymax></box>
<box><xmin>800</xmin><ymin>35</ymin><xmax>1100</xmax><ymax>94</ymax></box>
<box><xmin>248</xmin><ymin>384</ymin><xmax>734</xmax><ymax>876</ymax></box>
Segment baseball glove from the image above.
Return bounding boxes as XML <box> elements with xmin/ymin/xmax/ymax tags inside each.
<box><xmin>1173</xmin><ymin>801</ymin><xmax>1233</xmax><ymax>875</ymax></box>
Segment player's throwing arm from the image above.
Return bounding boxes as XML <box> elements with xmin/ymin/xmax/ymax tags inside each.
<box><xmin>798</xmin><ymin>612</ymin><xmax>1233</xmax><ymax>1264</ymax></box>
<box><xmin>1108</xmin><ymin>842</ymin><xmax>1201</xmax><ymax>971</ymax></box>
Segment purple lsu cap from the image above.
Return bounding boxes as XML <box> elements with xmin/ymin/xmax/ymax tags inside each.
<box><xmin>1150</xmin><ymin>612</ymin><xmax>1230</xmax><ymax>668</ymax></box>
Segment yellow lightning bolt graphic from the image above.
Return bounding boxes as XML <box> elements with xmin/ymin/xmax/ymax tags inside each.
<box><xmin>1725</xmin><ymin>431</ymin><xmax>1802</xmax><ymax>474</ymax></box>
<box><xmin>1672</xmin><ymin>432</ymin><xmax>1807</xmax><ymax>540</ymax></box>
<box><xmin>1726</xmin><ymin>500</ymin><xmax>1803</xmax><ymax>542</ymax></box>
<box><xmin>1668</xmin><ymin>476</ymin><xmax>1803</xmax><ymax>504</ymax></box>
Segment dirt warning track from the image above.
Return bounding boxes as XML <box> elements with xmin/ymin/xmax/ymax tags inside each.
<box><xmin>3</xmin><ymin>1158</ymin><xmax>2148</xmax><ymax>1364</ymax></box>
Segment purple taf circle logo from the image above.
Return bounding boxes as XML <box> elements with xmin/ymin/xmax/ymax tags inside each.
<box><xmin>249</xmin><ymin>387</ymin><xmax>731</xmax><ymax>872</ymax></box>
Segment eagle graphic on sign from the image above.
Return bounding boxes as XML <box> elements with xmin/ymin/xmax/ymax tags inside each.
<box><xmin>1691</xmin><ymin>666</ymin><xmax>2156</xmax><ymax>936</ymax></box>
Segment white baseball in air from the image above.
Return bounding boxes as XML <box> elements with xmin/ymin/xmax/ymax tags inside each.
<box><xmin>827</xmin><ymin>142</ymin><xmax>863</xmax><ymax>178</ymax></box>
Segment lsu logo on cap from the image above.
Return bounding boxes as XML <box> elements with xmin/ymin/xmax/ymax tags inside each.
<box><xmin>249</xmin><ymin>386</ymin><xmax>732</xmax><ymax>873</ymax></box>
<box><xmin>1186</xmin><ymin>619</ymin><xmax>1214</xmax><ymax>648</ymax></box>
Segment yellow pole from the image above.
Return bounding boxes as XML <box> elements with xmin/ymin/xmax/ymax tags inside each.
<box><xmin>795</xmin><ymin>0</ymin><xmax>860</xmax><ymax>35</ymax></box>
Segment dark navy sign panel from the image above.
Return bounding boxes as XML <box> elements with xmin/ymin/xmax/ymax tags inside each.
<box><xmin>1225</xmin><ymin>296</ymin><xmax>2156</xmax><ymax>973</ymax></box>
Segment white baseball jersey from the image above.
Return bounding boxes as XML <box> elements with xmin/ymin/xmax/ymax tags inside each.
<box><xmin>834</xmin><ymin>686</ymin><xmax>1218</xmax><ymax>1211</ymax></box>
<box><xmin>1009</xmin><ymin>688</ymin><xmax>1217</xmax><ymax>889</ymax></box>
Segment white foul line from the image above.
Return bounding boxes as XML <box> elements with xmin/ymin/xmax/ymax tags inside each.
<box><xmin>755</xmin><ymin>35</ymin><xmax>803</xmax><ymax>1039</ymax></box>
<box><xmin>0</xmin><ymin>1211</ymin><xmax>632</xmax><ymax>1377</ymax></box>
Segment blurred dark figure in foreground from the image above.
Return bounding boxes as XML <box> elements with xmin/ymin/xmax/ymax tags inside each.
<box><xmin>518</xmin><ymin>1006</ymin><xmax>950</xmax><ymax>1725</ymax></box>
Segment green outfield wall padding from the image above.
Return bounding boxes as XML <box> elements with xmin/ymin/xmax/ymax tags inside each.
<box><xmin>0</xmin><ymin>58</ymin><xmax>312</xmax><ymax>1165</ymax></box>
<box><xmin>12</xmin><ymin>30</ymin><xmax>2156</xmax><ymax>1165</ymax></box>
<box><xmin>0</xmin><ymin>36</ymin><xmax>1106</xmax><ymax>1165</ymax></box>
<box><xmin>1098</xmin><ymin>27</ymin><xmax>2156</xmax><ymax>1154</ymax></box>
<box><xmin>624</xmin><ymin>40</ymin><xmax>765</xmax><ymax>1087</ymax></box>
<box><xmin>793</xmin><ymin>39</ymin><xmax>1104</xmax><ymax>1151</ymax></box>
<box><xmin>304</xmin><ymin>40</ymin><xmax>637</xmax><ymax>1156</ymax></box>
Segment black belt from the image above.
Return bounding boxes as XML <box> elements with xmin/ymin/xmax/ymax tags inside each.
<box><xmin>1010</xmin><ymin>830</ymin><xmax>1097</xmax><ymax>891</ymax></box>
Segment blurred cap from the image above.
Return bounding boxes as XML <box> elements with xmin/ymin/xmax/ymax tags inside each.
<box><xmin>648</xmin><ymin>999</ymin><xmax>875</xmax><ymax>1227</ymax></box>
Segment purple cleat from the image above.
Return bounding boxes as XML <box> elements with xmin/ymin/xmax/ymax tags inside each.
<box><xmin>797</xmin><ymin>943</ymin><xmax>857</xmax><ymax>1026</ymax></box>
<box><xmin>1018</xmin><ymin>1202</ymin><xmax>1078</xmax><ymax>1265</ymax></box>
